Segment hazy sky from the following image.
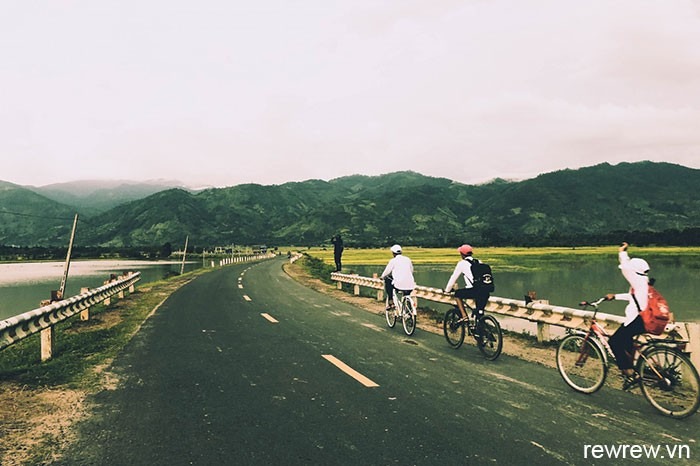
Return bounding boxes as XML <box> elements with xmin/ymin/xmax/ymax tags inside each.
<box><xmin>2</xmin><ymin>0</ymin><xmax>699</xmax><ymax>188</ymax></box>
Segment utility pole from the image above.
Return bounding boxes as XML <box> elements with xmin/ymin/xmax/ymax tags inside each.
<box><xmin>58</xmin><ymin>213</ymin><xmax>79</xmax><ymax>300</ymax></box>
<box><xmin>180</xmin><ymin>235</ymin><xmax>189</xmax><ymax>275</ymax></box>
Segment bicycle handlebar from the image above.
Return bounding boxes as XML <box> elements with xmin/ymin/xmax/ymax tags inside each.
<box><xmin>579</xmin><ymin>297</ymin><xmax>608</xmax><ymax>308</ymax></box>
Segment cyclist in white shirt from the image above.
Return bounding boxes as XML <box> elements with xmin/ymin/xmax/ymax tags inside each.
<box><xmin>604</xmin><ymin>242</ymin><xmax>649</xmax><ymax>389</ymax></box>
<box><xmin>380</xmin><ymin>244</ymin><xmax>417</xmax><ymax>312</ymax></box>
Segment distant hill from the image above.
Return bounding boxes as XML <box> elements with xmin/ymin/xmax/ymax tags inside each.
<box><xmin>0</xmin><ymin>181</ymin><xmax>77</xmax><ymax>245</ymax></box>
<box><xmin>2</xmin><ymin>162</ymin><xmax>699</xmax><ymax>248</ymax></box>
<box><xmin>28</xmin><ymin>179</ymin><xmax>191</xmax><ymax>215</ymax></box>
<box><xmin>475</xmin><ymin>162</ymin><xmax>700</xmax><ymax>243</ymax></box>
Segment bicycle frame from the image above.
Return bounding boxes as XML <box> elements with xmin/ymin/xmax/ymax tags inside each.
<box><xmin>570</xmin><ymin>317</ymin><xmax>613</xmax><ymax>367</ymax></box>
<box><xmin>391</xmin><ymin>289</ymin><xmax>413</xmax><ymax>312</ymax></box>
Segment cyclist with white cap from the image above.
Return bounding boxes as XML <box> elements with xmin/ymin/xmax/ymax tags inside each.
<box><xmin>380</xmin><ymin>245</ymin><xmax>416</xmax><ymax>312</ymax></box>
<box><xmin>604</xmin><ymin>242</ymin><xmax>650</xmax><ymax>389</ymax></box>
<box><xmin>444</xmin><ymin>244</ymin><xmax>489</xmax><ymax>322</ymax></box>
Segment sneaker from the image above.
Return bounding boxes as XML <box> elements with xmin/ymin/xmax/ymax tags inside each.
<box><xmin>622</xmin><ymin>373</ymin><xmax>641</xmax><ymax>391</ymax></box>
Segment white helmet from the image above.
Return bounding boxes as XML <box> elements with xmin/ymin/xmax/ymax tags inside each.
<box><xmin>390</xmin><ymin>244</ymin><xmax>402</xmax><ymax>254</ymax></box>
<box><xmin>621</xmin><ymin>257</ymin><xmax>649</xmax><ymax>275</ymax></box>
<box><xmin>630</xmin><ymin>258</ymin><xmax>650</xmax><ymax>275</ymax></box>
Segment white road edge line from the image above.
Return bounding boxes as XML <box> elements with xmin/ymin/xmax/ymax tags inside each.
<box><xmin>261</xmin><ymin>313</ymin><xmax>278</xmax><ymax>323</ymax></box>
<box><xmin>322</xmin><ymin>354</ymin><xmax>379</xmax><ymax>388</ymax></box>
<box><xmin>243</xmin><ymin>295</ymin><xmax>252</xmax><ymax>301</ymax></box>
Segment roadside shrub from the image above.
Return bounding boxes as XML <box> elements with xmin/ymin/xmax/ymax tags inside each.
<box><xmin>301</xmin><ymin>254</ymin><xmax>334</xmax><ymax>284</ymax></box>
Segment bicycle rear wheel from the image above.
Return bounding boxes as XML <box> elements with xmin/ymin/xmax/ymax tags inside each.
<box><xmin>401</xmin><ymin>297</ymin><xmax>416</xmax><ymax>336</ymax></box>
<box><xmin>638</xmin><ymin>346</ymin><xmax>700</xmax><ymax>418</ymax></box>
<box><xmin>477</xmin><ymin>315</ymin><xmax>503</xmax><ymax>361</ymax></box>
<box><xmin>443</xmin><ymin>308</ymin><xmax>465</xmax><ymax>349</ymax></box>
<box><xmin>556</xmin><ymin>334</ymin><xmax>607</xmax><ymax>394</ymax></box>
<box><xmin>385</xmin><ymin>300</ymin><xmax>396</xmax><ymax>328</ymax></box>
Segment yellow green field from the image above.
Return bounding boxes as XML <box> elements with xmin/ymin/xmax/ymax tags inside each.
<box><xmin>301</xmin><ymin>245</ymin><xmax>700</xmax><ymax>269</ymax></box>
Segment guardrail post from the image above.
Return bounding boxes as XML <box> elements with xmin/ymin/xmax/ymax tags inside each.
<box><xmin>536</xmin><ymin>322</ymin><xmax>551</xmax><ymax>343</ymax></box>
<box><xmin>40</xmin><ymin>327</ymin><xmax>54</xmax><ymax>361</ymax></box>
<box><xmin>337</xmin><ymin>281</ymin><xmax>342</xmax><ymax>290</ymax></box>
<box><xmin>80</xmin><ymin>287</ymin><xmax>90</xmax><ymax>321</ymax></box>
<box><xmin>373</xmin><ymin>274</ymin><xmax>384</xmax><ymax>301</ymax></box>
<box><xmin>353</xmin><ymin>284</ymin><xmax>360</xmax><ymax>295</ymax></box>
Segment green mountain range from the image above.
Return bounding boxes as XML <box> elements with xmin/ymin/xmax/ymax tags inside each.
<box><xmin>2</xmin><ymin>161</ymin><xmax>699</xmax><ymax>249</ymax></box>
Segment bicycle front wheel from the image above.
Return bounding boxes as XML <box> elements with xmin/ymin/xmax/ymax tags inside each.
<box><xmin>385</xmin><ymin>302</ymin><xmax>396</xmax><ymax>328</ymax></box>
<box><xmin>477</xmin><ymin>315</ymin><xmax>503</xmax><ymax>361</ymax></box>
<box><xmin>556</xmin><ymin>334</ymin><xmax>607</xmax><ymax>394</ymax></box>
<box><xmin>443</xmin><ymin>308</ymin><xmax>465</xmax><ymax>349</ymax></box>
<box><xmin>638</xmin><ymin>347</ymin><xmax>700</xmax><ymax>418</ymax></box>
<box><xmin>401</xmin><ymin>297</ymin><xmax>416</xmax><ymax>336</ymax></box>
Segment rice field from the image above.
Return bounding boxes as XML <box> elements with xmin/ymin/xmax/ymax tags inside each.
<box><xmin>302</xmin><ymin>245</ymin><xmax>700</xmax><ymax>272</ymax></box>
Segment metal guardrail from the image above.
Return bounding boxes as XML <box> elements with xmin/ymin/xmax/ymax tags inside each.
<box><xmin>330</xmin><ymin>272</ymin><xmax>700</xmax><ymax>367</ymax></box>
<box><xmin>215</xmin><ymin>252</ymin><xmax>276</xmax><ymax>266</ymax></box>
<box><xmin>0</xmin><ymin>271</ymin><xmax>141</xmax><ymax>353</ymax></box>
<box><xmin>331</xmin><ymin>271</ymin><xmax>627</xmax><ymax>332</ymax></box>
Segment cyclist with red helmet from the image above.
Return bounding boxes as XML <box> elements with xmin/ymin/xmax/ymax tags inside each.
<box><xmin>444</xmin><ymin>244</ymin><xmax>489</xmax><ymax>322</ymax></box>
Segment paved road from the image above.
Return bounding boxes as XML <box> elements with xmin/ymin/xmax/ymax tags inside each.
<box><xmin>62</xmin><ymin>258</ymin><xmax>698</xmax><ymax>465</ymax></box>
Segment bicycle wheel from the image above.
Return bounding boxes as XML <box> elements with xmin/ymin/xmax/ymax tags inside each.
<box><xmin>638</xmin><ymin>346</ymin><xmax>700</xmax><ymax>418</ymax></box>
<box><xmin>385</xmin><ymin>300</ymin><xmax>396</xmax><ymax>328</ymax></box>
<box><xmin>443</xmin><ymin>307</ymin><xmax>465</xmax><ymax>349</ymax></box>
<box><xmin>477</xmin><ymin>315</ymin><xmax>503</xmax><ymax>361</ymax></box>
<box><xmin>556</xmin><ymin>334</ymin><xmax>607</xmax><ymax>394</ymax></box>
<box><xmin>401</xmin><ymin>297</ymin><xmax>416</xmax><ymax>336</ymax></box>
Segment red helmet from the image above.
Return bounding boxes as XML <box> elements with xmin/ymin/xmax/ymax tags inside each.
<box><xmin>457</xmin><ymin>244</ymin><xmax>473</xmax><ymax>255</ymax></box>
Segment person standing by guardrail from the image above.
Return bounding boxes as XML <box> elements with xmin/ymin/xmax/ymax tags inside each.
<box><xmin>331</xmin><ymin>234</ymin><xmax>344</xmax><ymax>272</ymax></box>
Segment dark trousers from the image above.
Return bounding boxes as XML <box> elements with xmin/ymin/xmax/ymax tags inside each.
<box><xmin>455</xmin><ymin>287</ymin><xmax>489</xmax><ymax>313</ymax></box>
<box><xmin>334</xmin><ymin>252</ymin><xmax>342</xmax><ymax>271</ymax></box>
<box><xmin>609</xmin><ymin>315</ymin><xmax>645</xmax><ymax>370</ymax></box>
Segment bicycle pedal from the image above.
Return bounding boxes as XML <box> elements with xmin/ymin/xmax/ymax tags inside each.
<box><xmin>622</xmin><ymin>374</ymin><xmax>641</xmax><ymax>391</ymax></box>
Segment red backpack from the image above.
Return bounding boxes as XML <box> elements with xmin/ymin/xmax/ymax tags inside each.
<box><xmin>633</xmin><ymin>285</ymin><xmax>672</xmax><ymax>335</ymax></box>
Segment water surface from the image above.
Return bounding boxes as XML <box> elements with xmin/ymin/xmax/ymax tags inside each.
<box><xmin>0</xmin><ymin>260</ymin><xmax>202</xmax><ymax>320</ymax></box>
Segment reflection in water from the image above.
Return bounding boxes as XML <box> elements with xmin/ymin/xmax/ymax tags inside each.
<box><xmin>0</xmin><ymin>260</ymin><xmax>202</xmax><ymax>320</ymax></box>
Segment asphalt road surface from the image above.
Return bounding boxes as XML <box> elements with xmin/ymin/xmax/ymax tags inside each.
<box><xmin>62</xmin><ymin>258</ymin><xmax>698</xmax><ymax>465</ymax></box>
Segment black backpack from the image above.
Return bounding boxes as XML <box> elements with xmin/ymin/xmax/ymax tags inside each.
<box><xmin>471</xmin><ymin>259</ymin><xmax>495</xmax><ymax>293</ymax></box>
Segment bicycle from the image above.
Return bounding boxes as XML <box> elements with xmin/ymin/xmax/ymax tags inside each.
<box><xmin>443</xmin><ymin>298</ymin><xmax>503</xmax><ymax>360</ymax></box>
<box><xmin>556</xmin><ymin>297</ymin><xmax>700</xmax><ymax>418</ymax></box>
<box><xmin>385</xmin><ymin>288</ymin><xmax>417</xmax><ymax>336</ymax></box>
